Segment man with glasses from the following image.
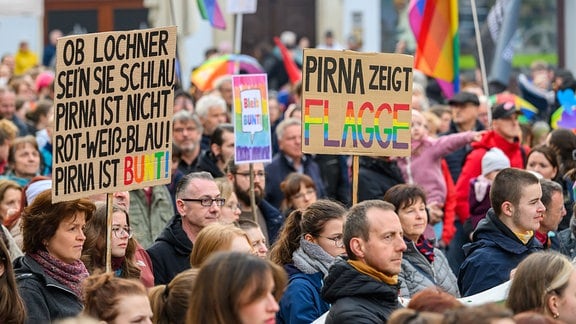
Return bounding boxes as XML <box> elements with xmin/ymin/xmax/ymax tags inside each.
<box><xmin>265</xmin><ymin>118</ymin><xmax>325</xmax><ymax>209</ymax></box>
<box><xmin>147</xmin><ymin>171</ymin><xmax>223</xmax><ymax>284</ymax></box>
<box><xmin>226</xmin><ymin>157</ymin><xmax>283</xmax><ymax>244</ymax></box>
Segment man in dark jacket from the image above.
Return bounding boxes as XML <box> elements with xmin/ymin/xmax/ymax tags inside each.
<box><xmin>458</xmin><ymin>168</ymin><xmax>545</xmax><ymax>296</ymax></box>
<box><xmin>265</xmin><ymin>118</ymin><xmax>325</xmax><ymax>209</ymax></box>
<box><xmin>147</xmin><ymin>171</ymin><xmax>222</xmax><ymax>285</ymax></box>
<box><xmin>322</xmin><ymin>200</ymin><xmax>406</xmax><ymax>323</ymax></box>
<box><xmin>196</xmin><ymin>123</ymin><xmax>234</xmax><ymax>178</ymax></box>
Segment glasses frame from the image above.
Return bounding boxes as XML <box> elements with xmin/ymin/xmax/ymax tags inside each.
<box><xmin>111</xmin><ymin>226</ymin><xmax>133</xmax><ymax>239</ymax></box>
<box><xmin>181</xmin><ymin>198</ymin><xmax>226</xmax><ymax>207</ymax></box>
<box><xmin>292</xmin><ymin>188</ymin><xmax>317</xmax><ymax>200</ymax></box>
<box><xmin>234</xmin><ymin>171</ymin><xmax>266</xmax><ymax>178</ymax></box>
<box><xmin>317</xmin><ymin>235</ymin><xmax>344</xmax><ymax>248</ymax></box>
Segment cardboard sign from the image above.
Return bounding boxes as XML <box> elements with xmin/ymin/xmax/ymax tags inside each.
<box><xmin>302</xmin><ymin>49</ymin><xmax>413</xmax><ymax>156</ymax></box>
<box><xmin>232</xmin><ymin>74</ymin><xmax>272</xmax><ymax>164</ymax></box>
<box><xmin>52</xmin><ymin>26</ymin><xmax>177</xmax><ymax>202</ymax></box>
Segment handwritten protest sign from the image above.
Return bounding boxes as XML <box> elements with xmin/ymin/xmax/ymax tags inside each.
<box><xmin>302</xmin><ymin>49</ymin><xmax>413</xmax><ymax>156</ymax></box>
<box><xmin>232</xmin><ymin>74</ymin><xmax>272</xmax><ymax>164</ymax></box>
<box><xmin>52</xmin><ymin>26</ymin><xmax>177</xmax><ymax>202</ymax></box>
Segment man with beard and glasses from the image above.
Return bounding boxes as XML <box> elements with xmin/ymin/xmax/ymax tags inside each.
<box><xmin>226</xmin><ymin>157</ymin><xmax>283</xmax><ymax>244</ymax></box>
<box><xmin>458</xmin><ymin>168</ymin><xmax>545</xmax><ymax>296</ymax></box>
<box><xmin>196</xmin><ymin>123</ymin><xmax>234</xmax><ymax>178</ymax></box>
<box><xmin>172</xmin><ymin>110</ymin><xmax>203</xmax><ymax>175</ymax></box>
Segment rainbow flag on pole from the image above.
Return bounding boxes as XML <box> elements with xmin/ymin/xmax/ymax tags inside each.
<box><xmin>197</xmin><ymin>0</ymin><xmax>226</xmax><ymax>30</ymax></box>
<box><xmin>409</xmin><ymin>0</ymin><xmax>459</xmax><ymax>98</ymax></box>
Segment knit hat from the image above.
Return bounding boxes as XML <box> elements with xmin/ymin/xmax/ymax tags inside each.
<box><xmin>482</xmin><ymin>148</ymin><xmax>510</xmax><ymax>176</ymax></box>
<box><xmin>25</xmin><ymin>179</ymin><xmax>52</xmax><ymax>205</ymax></box>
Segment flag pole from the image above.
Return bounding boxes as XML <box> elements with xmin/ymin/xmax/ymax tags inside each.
<box><xmin>234</xmin><ymin>13</ymin><xmax>243</xmax><ymax>54</ymax></box>
<box><xmin>470</xmin><ymin>0</ymin><xmax>492</xmax><ymax>125</ymax></box>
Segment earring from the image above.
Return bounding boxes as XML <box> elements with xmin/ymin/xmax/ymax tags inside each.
<box><xmin>553</xmin><ymin>313</ymin><xmax>559</xmax><ymax>319</ymax></box>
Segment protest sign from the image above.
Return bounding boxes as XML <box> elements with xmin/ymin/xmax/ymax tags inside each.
<box><xmin>53</xmin><ymin>26</ymin><xmax>177</xmax><ymax>202</ymax></box>
<box><xmin>232</xmin><ymin>74</ymin><xmax>272</xmax><ymax>164</ymax></box>
<box><xmin>302</xmin><ymin>49</ymin><xmax>413</xmax><ymax>157</ymax></box>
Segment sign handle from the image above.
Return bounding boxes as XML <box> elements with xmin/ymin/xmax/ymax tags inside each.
<box><xmin>249</xmin><ymin>163</ymin><xmax>257</xmax><ymax>222</ymax></box>
<box><xmin>105</xmin><ymin>193</ymin><xmax>114</xmax><ymax>273</ymax></box>
<box><xmin>352</xmin><ymin>155</ymin><xmax>359</xmax><ymax>205</ymax></box>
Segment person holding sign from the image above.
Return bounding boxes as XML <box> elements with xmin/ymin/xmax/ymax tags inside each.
<box><xmin>147</xmin><ymin>171</ymin><xmax>222</xmax><ymax>285</ymax></box>
<box><xmin>14</xmin><ymin>190</ymin><xmax>95</xmax><ymax>323</ymax></box>
<box><xmin>226</xmin><ymin>158</ymin><xmax>283</xmax><ymax>245</ymax></box>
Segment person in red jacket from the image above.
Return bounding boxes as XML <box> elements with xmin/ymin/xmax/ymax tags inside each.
<box><xmin>455</xmin><ymin>102</ymin><xmax>530</xmax><ymax>223</ymax></box>
<box><xmin>449</xmin><ymin>102</ymin><xmax>529</xmax><ymax>272</ymax></box>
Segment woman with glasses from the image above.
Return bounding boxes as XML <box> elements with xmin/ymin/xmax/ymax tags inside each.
<box><xmin>215</xmin><ymin>177</ymin><xmax>242</xmax><ymax>224</ymax></box>
<box><xmin>384</xmin><ymin>184</ymin><xmax>459</xmax><ymax>298</ymax></box>
<box><xmin>82</xmin><ymin>203</ymin><xmax>154</xmax><ymax>288</ymax></box>
<box><xmin>269</xmin><ymin>199</ymin><xmax>346</xmax><ymax>324</ymax></box>
<box><xmin>280</xmin><ymin>173</ymin><xmax>318</xmax><ymax>215</ymax></box>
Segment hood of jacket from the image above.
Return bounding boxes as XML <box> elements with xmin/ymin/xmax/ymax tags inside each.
<box><xmin>154</xmin><ymin>215</ymin><xmax>193</xmax><ymax>256</ymax></box>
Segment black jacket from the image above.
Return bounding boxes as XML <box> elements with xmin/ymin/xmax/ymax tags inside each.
<box><xmin>147</xmin><ymin>215</ymin><xmax>193</xmax><ymax>285</ymax></box>
<box><xmin>195</xmin><ymin>150</ymin><xmax>225</xmax><ymax>178</ymax></box>
<box><xmin>14</xmin><ymin>255</ymin><xmax>83</xmax><ymax>324</ymax></box>
<box><xmin>357</xmin><ymin>157</ymin><xmax>404</xmax><ymax>202</ymax></box>
<box><xmin>322</xmin><ymin>258</ymin><xmax>401</xmax><ymax>324</ymax></box>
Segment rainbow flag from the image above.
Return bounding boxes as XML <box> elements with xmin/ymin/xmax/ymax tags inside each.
<box><xmin>409</xmin><ymin>0</ymin><xmax>459</xmax><ymax>98</ymax></box>
<box><xmin>197</xmin><ymin>0</ymin><xmax>226</xmax><ymax>30</ymax></box>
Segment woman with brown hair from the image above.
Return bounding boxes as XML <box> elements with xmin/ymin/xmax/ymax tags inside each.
<box><xmin>13</xmin><ymin>189</ymin><xmax>95</xmax><ymax>323</ymax></box>
<box><xmin>148</xmin><ymin>268</ymin><xmax>199</xmax><ymax>324</ymax></box>
<box><xmin>270</xmin><ymin>200</ymin><xmax>346</xmax><ymax>324</ymax></box>
<box><xmin>280</xmin><ymin>172</ymin><xmax>317</xmax><ymax>214</ymax></box>
<box><xmin>186</xmin><ymin>251</ymin><xmax>287</xmax><ymax>324</ymax></box>
<box><xmin>83</xmin><ymin>272</ymin><xmax>152</xmax><ymax>323</ymax></box>
<box><xmin>82</xmin><ymin>203</ymin><xmax>148</xmax><ymax>286</ymax></box>
<box><xmin>0</xmin><ymin>237</ymin><xmax>26</xmax><ymax>323</ymax></box>
<box><xmin>1</xmin><ymin>135</ymin><xmax>43</xmax><ymax>187</ymax></box>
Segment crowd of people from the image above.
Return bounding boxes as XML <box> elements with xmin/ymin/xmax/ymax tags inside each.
<box><xmin>1</xmin><ymin>27</ymin><xmax>576</xmax><ymax>324</ymax></box>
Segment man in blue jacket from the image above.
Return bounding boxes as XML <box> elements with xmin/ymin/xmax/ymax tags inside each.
<box><xmin>458</xmin><ymin>168</ymin><xmax>545</xmax><ymax>296</ymax></box>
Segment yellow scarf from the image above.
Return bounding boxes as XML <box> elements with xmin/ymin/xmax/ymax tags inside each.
<box><xmin>514</xmin><ymin>230</ymin><xmax>534</xmax><ymax>245</ymax></box>
<box><xmin>348</xmin><ymin>260</ymin><xmax>398</xmax><ymax>285</ymax></box>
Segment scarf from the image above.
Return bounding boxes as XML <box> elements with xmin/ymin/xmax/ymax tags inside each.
<box><xmin>112</xmin><ymin>256</ymin><xmax>125</xmax><ymax>277</ymax></box>
<box><xmin>292</xmin><ymin>238</ymin><xmax>335</xmax><ymax>277</ymax></box>
<box><xmin>29</xmin><ymin>250</ymin><xmax>89</xmax><ymax>298</ymax></box>
<box><xmin>413</xmin><ymin>236</ymin><xmax>435</xmax><ymax>263</ymax></box>
<box><xmin>514</xmin><ymin>230</ymin><xmax>534</xmax><ymax>245</ymax></box>
<box><xmin>348</xmin><ymin>259</ymin><xmax>398</xmax><ymax>285</ymax></box>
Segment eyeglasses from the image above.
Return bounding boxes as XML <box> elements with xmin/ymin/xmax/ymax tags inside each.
<box><xmin>224</xmin><ymin>204</ymin><xmax>241</xmax><ymax>212</ymax></box>
<box><xmin>318</xmin><ymin>235</ymin><xmax>344</xmax><ymax>248</ymax></box>
<box><xmin>112</xmin><ymin>226</ymin><xmax>133</xmax><ymax>239</ymax></box>
<box><xmin>293</xmin><ymin>188</ymin><xmax>316</xmax><ymax>200</ymax></box>
<box><xmin>181</xmin><ymin>198</ymin><xmax>226</xmax><ymax>207</ymax></box>
<box><xmin>234</xmin><ymin>171</ymin><xmax>266</xmax><ymax>178</ymax></box>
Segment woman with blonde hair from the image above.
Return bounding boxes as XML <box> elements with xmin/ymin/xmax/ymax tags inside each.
<box><xmin>189</xmin><ymin>222</ymin><xmax>253</xmax><ymax>267</ymax></box>
<box><xmin>507</xmin><ymin>251</ymin><xmax>576</xmax><ymax>323</ymax></box>
<box><xmin>215</xmin><ymin>177</ymin><xmax>241</xmax><ymax>223</ymax></box>
<box><xmin>187</xmin><ymin>251</ymin><xmax>287</xmax><ymax>324</ymax></box>
<box><xmin>148</xmin><ymin>268</ymin><xmax>199</xmax><ymax>324</ymax></box>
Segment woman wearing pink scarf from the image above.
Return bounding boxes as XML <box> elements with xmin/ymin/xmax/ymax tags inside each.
<box><xmin>13</xmin><ymin>189</ymin><xmax>95</xmax><ymax>323</ymax></box>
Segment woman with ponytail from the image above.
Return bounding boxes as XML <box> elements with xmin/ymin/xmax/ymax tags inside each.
<box><xmin>148</xmin><ymin>269</ymin><xmax>198</xmax><ymax>324</ymax></box>
<box><xmin>269</xmin><ymin>199</ymin><xmax>347</xmax><ymax>324</ymax></box>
